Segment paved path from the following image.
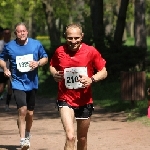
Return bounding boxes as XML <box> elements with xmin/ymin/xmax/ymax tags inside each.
<box><xmin>0</xmin><ymin>96</ymin><xmax>150</xmax><ymax>150</ymax></box>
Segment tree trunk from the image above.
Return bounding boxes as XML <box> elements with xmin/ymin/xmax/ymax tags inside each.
<box><xmin>42</xmin><ymin>0</ymin><xmax>61</xmax><ymax>51</ymax></box>
<box><xmin>28</xmin><ymin>2</ymin><xmax>33</xmax><ymax>38</ymax></box>
<box><xmin>134</xmin><ymin>0</ymin><xmax>147</xmax><ymax>49</ymax></box>
<box><xmin>130</xmin><ymin>21</ymin><xmax>134</xmax><ymax>38</ymax></box>
<box><xmin>74</xmin><ymin>0</ymin><xmax>85</xmax><ymax>23</ymax></box>
<box><xmin>113</xmin><ymin>0</ymin><xmax>129</xmax><ymax>50</ymax></box>
<box><xmin>134</xmin><ymin>0</ymin><xmax>147</xmax><ymax>70</ymax></box>
<box><xmin>104</xmin><ymin>4</ymin><xmax>113</xmax><ymax>36</ymax></box>
<box><xmin>28</xmin><ymin>16</ymin><xmax>32</xmax><ymax>38</ymax></box>
<box><xmin>90</xmin><ymin>0</ymin><xmax>104</xmax><ymax>52</ymax></box>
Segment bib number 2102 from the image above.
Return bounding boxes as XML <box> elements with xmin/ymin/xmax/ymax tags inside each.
<box><xmin>67</xmin><ymin>76</ymin><xmax>79</xmax><ymax>83</ymax></box>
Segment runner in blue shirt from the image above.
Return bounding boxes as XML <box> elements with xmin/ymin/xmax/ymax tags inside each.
<box><xmin>0</xmin><ymin>22</ymin><xmax>48</xmax><ymax>150</ymax></box>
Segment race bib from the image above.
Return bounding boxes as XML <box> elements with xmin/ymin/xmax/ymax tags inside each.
<box><xmin>16</xmin><ymin>54</ymin><xmax>33</xmax><ymax>72</ymax></box>
<box><xmin>64</xmin><ymin>67</ymin><xmax>88</xmax><ymax>89</ymax></box>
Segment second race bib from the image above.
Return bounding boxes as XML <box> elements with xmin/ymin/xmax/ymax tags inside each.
<box><xmin>16</xmin><ymin>54</ymin><xmax>33</xmax><ymax>72</ymax></box>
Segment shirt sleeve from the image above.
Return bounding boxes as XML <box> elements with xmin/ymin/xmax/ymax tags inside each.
<box><xmin>50</xmin><ymin>49</ymin><xmax>59</xmax><ymax>67</ymax></box>
<box><xmin>0</xmin><ymin>44</ymin><xmax>9</xmax><ymax>61</ymax></box>
<box><xmin>38</xmin><ymin>41</ymin><xmax>48</xmax><ymax>59</ymax></box>
<box><xmin>0</xmin><ymin>41</ymin><xmax>4</xmax><ymax>53</ymax></box>
<box><xmin>91</xmin><ymin>46</ymin><xmax>106</xmax><ymax>71</ymax></box>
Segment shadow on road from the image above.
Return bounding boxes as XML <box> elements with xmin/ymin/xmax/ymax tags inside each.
<box><xmin>0</xmin><ymin>145</ymin><xmax>20</xmax><ymax>150</ymax></box>
<box><xmin>0</xmin><ymin>95</ymin><xmax>127</xmax><ymax>122</ymax></box>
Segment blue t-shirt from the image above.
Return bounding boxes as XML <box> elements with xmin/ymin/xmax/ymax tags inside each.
<box><xmin>0</xmin><ymin>38</ymin><xmax>48</xmax><ymax>91</ymax></box>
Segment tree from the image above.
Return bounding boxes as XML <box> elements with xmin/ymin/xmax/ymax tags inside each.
<box><xmin>90</xmin><ymin>0</ymin><xmax>104</xmax><ymax>52</ymax></box>
<box><xmin>134</xmin><ymin>0</ymin><xmax>147</xmax><ymax>49</ymax></box>
<box><xmin>126</xmin><ymin>1</ymin><xmax>134</xmax><ymax>37</ymax></box>
<box><xmin>134</xmin><ymin>0</ymin><xmax>147</xmax><ymax>70</ymax></box>
<box><xmin>113</xmin><ymin>0</ymin><xmax>129</xmax><ymax>49</ymax></box>
<box><xmin>42</xmin><ymin>0</ymin><xmax>61</xmax><ymax>50</ymax></box>
<box><xmin>0</xmin><ymin>0</ymin><xmax>46</xmax><ymax>38</ymax></box>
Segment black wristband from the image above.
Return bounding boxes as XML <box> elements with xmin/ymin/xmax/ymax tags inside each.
<box><xmin>91</xmin><ymin>76</ymin><xmax>95</xmax><ymax>82</ymax></box>
<box><xmin>38</xmin><ymin>61</ymin><xmax>40</xmax><ymax>66</ymax></box>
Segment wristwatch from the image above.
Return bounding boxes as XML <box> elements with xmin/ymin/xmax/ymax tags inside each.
<box><xmin>38</xmin><ymin>61</ymin><xmax>40</xmax><ymax>66</ymax></box>
<box><xmin>91</xmin><ymin>76</ymin><xmax>96</xmax><ymax>82</ymax></box>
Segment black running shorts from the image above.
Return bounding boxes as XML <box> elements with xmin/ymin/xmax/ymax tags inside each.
<box><xmin>13</xmin><ymin>89</ymin><xmax>37</xmax><ymax>111</ymax></box>
<box><xmin>57</xmin><ymin>100</ymin><xmax>94</xmax><ymax>119</ymax></box>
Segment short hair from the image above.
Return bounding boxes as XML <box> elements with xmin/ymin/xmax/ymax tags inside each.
<box><xmin>14</xmin><ymin>22</ymin><xmax>27</xmax><ymax>31</ymax></box>
<box><xmin>64</xmin><ymin>23</ymin><xmax>83</xmax><ymax>37</ymax></box>
<box><xmin>65</xmin><ymin>23</ymin><xmax>83</xmax><ymax>33</ymax></box>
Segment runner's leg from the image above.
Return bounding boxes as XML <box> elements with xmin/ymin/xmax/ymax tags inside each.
<box><xmin>18</xmin><ymin>106</ymin><xmax>28</xmax><ymax>138</ymax></box>
<box><xmin>25</xmin><ymin>110</ymin><xmax>33</xmax><ymax>133</ymax></box>
<box><xmin>60</xmin><ymin>106</ymin><xmax>76</xmax><ymax>150</ymax></box>
<box><xmin>6</xmin><ymin>79</ymin><xmax>12</xmax><ymax>107</ymax></box>
<box><xmin>25</xmin><ymin>89</ymin><xmax>35</xmax><ymax>134</ymax></box>
<box><xmin>14</xmin><ymin>90</ymin><xmax>27</xmax><ymax>139</ymax></box>
<box><xmin>76</xmin><ymin>119</ymin><xmax>90</xmax><ymax>150</ymax></box>
<box><xmin>0</xmin><ymin>83</ymin><xmax>5</xmax><ymax>100</ymax></box>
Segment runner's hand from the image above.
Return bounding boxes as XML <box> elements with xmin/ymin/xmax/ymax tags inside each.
<box><xmin>79</xmin><ymin>75</ymin><xmax>92</xmax><ymax>87</ymax></box>
<box><xmin>29</xmin><ymin>61</ymin><xmax>39</xmax><ymax>70</ymax></box>
<box><xmin>53</xmin><ymin>71</ymin><xmax>64</xmax><ymax>82</ymax></box>
<box><xmin>147</xmin><ymin>88</ymin><xmax>150</xmax><ymax>95</ymax></box>
<box><xmin>4</xmin><ymin>69</ymin><xmax>11</xmax><ymax>77</ymax></box>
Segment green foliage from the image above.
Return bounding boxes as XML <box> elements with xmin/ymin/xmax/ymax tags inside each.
<box><xmin>124</xmin><ymin>36</ymin><xmax>150</xmax><ymax>51</ymax></box>
<box><xmin>103</xmin><ymin>45</ymin><xmax>146</xmax><ymax>79</ymax></box>
<box><xmin>124</xmin><ymin>37</ymin><xmax>134</xmax><ymax>46</ymax></box>
<box><xmin>126</xmin><ymin>1</ymin><xmax>134</xmax><ymax>22</ymax></box>
<box><xmin>0</xmin><ymin>0</ymin><xmax>46</xmax><ymax>36</ymax></box>
<box><xmin>37</xmin><ymin>37</ymin><xmax>50</xmax><ymax>50</ymax></box>
<box><xmin>146</xmin><ymin>1</ymin><xmax>150</xmax><ymax>34</ymax></box>
<box><xmin>92</xmin><ymin>78</ymin><xmax>148</xmax><ymax>114</ymax></box>
<box><xmin>36</xmin><ymin>36</ymin><xmax>49</xmax><ymax>40</ymax></box>
<box><xmin>0</xmin><ymin>0</ymin><xmax>150</xmax><ymax>40</ymax></box>
<box><xmin>38</xmin><ymin>69</ymin><xmax>57</xmax><ymax>98</ymax></box>
<box><xmin>81</xmin><ymin>12</ymin><xmax>93</xmax><ymax>45</ymax></box>
<box><xmin>0</xmin><ymin>2</ymin><xmax>14</xmax><ymax>28</ymax></box>
<box><xmin>92</xmin><ymin>73</ymin><xmax>150</xmax><ymax>123</ymax></box>
<box><xmin>53</xmin><ymin>0</ymin><xmax>71</xmax><ymax>25</ymax></box>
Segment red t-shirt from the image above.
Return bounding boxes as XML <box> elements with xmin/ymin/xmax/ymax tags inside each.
<box><xmin>50</xmin><ymin>43</ymin><xmax>106</xmax><ymax>106</ymax></box>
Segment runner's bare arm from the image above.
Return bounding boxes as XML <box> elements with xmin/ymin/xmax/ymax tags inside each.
<box><xmin>29</xmin><ymin>57</ymin><xmax>48</xmax><ymax>69</ymax></box>
<box><xmin>79</xmin><ymin>67</ymin><xmax>107</xmax><ymax>87</ymax></box>
<box><xmin>92</xmin><ymin>67</ymin><xmax>107</xmax><ymax>82</ymax></box>
<box><xmin>49</xmin><ymin>66</ymin><xmax>57</xmax><ymax>76</ymax></box>
<box><xmin>38</xmin><ymin>57</ymin><xmax>48</xmax><ymax>67</ymax></box>
<box><xmin>49</xmin><ymin>66</ymin><xmax>64</xmax><ymax>82</ymax></box>
<box><xmin>0</xmin><ymin>59</ymin><xmax>8</xmax><ymax>71</ymax></box>
<box><xmin>0</xmin><ymin>59</ymin><xmax>11</xmax><ymax>77</ymax></box>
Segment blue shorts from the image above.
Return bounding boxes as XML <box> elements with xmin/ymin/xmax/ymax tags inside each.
<box><xmin>13</xmin><ymin>89</ymin><xmax>37</xmax><ymax>110</ymax></box>
<box><xmin>57</xmin><ymin>100</ymin><xmax>94</xmax><ymax>119</ymax></box>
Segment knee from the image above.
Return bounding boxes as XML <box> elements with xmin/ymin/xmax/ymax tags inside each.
<box><xmin>77</xmin><ymin>136</ymin><xmax>86</xmax><ymax>143</ymax></box>
<box><xmin>19</xmin><ymin>107</ymin><xmax>27</xmax><ymax>116</ymax></box>
<box><xmin>27</xmin><ymin>111</ymin><xmax>33</xmax><ymax>116</ymax></box>
<box><xmin>27</xmin><ymin>113</ymin><xmax>33</xmax><ymax>118</ymax></box>
<box><xmin>26</xmin><ymin>112</ymin><xmax>33</xmax><ymax>120</ymax></box>
<box><xmin>66</xmin><ymin>134</ymin><xmax>76</xmax><ymax>142</ymax></box>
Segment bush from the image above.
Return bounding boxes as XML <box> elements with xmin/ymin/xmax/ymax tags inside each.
<box><xmin>103</xmin><ymin>45</ymin><xmax>146</xmax><ymax>79</ymax></box>
<box><xmin>36</xmin><ymin>36</ymin><xmax>49</xmax><ymax>40</ymax></box>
